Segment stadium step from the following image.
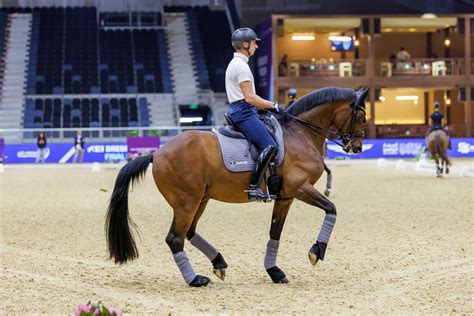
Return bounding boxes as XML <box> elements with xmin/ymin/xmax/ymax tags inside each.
<box><xmin>0</xmin><ymin>13</ymin><xmax>32</xmax><ymax>142</ymax></box>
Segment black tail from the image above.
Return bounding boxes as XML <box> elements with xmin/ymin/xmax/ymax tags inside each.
<box><xmin>105</xmin><ymin>155</ymin><xmax>152</xmax><ymax>264</ymax></box>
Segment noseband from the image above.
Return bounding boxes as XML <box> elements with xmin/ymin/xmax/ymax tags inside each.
<box><xmin>282</xmin><ymin>103</ymin><xmax>366</xmax><ymax>151</ymax></box>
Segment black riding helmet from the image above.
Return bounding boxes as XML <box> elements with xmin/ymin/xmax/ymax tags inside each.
<box><xmin>231</xmin><ymin>28</ymin><xmax>260</xmax><ymax>49</ymax></box>
<box><xmin>434</xmin><ymin>101</ymin><xmax>440</xmax><ymax>110</ymax></box>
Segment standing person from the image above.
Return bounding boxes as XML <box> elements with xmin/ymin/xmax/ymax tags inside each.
<box><xmin>396</xmin><ymin>47</ymin><xmax>411</xmax><ymax>61</ymax></box>
<box><xmin>73</xmin><ymin>129</ymin><xmax>85</xmax><ymax>163</ymax></box>
<box><xmin>35</xmin><ymin>131</ymin><xmax>47</xmax><ymax>163</ymax></box>
<box><xmin>225</xmin><ymin>27</ymin><xmax>285</xmax><ymax>201</ymax></box>
<box><xmin>278</xmin><ymin>54</ymin><xmax>288</xmax><ymax>77</ymax></box>
<box><xmin>428</xmin><ymin>102</ymin><xmax>452</xmax><ymax>149</ymax></box>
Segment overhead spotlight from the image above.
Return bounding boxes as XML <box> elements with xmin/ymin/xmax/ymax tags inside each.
<box><xmin>354</xmin><ymin>40</ymin><xmax>360</xmax><ymax>47</ymax></box>
<box><xmin>444</xmin><ymin>38</ymin><xmax>451</xmax><ymax>46</ymax></box>
<box><xmin>445</xmin><ymin>98</ymin><xmax>452</xmax><ymax>105</ymax></box>
<box><xmin>379</xmin><ymin>95</ymin><xmax>385</xmax><ymax>102</ymax></box>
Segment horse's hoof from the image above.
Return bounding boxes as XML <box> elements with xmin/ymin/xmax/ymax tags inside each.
<box><xmin>446</xmin><ymin>168</ymin><xmax>450</xmax><ymax>174</ymax></box>
<box><xmin>324</xmin><ymin>189</ymin><xmax>331</xmax><ymax>197</ymax></box>
<box><xmin>308</xmin><ymin>251</ymin><xmax>319</xmax><ymax>266</ymax></box>
<box><xmin>189</xmin><ymin>275</ymin><xmax>210</xmax><ymax>287</ymax></box>
<box><xmin>266</xmin><ymin>266</ymin><xmax>289</xmax><ymax>284</ymax></box>
<box><xmin>213</xmin><ymin>268</ymin><xmax>226</xmax><ymax>281</ymax></box>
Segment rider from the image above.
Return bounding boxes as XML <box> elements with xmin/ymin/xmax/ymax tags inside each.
<box><xmin>287</xmin><ymin>88</ymin><xmax>297</xmax><ymax>107</ymax></box>
<box><xmin>428</xmin><ymin>101</ymin><xmax>452</xmax><ymax>149</ymax></box>
<box><xmin>225</xmin><ymin>27</ymin><xmax>285</xmax><ymax>201</ymax></box>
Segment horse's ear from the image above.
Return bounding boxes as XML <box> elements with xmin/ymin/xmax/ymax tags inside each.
<box><xmin>356</xmin><ymin>87</ymin><xmax>369</xmax><ymax>108</ymax></box>
<box><xmin>359</xmin><ymin>88</ymin><xmax>369</xmax><ymax>101</ymax></box>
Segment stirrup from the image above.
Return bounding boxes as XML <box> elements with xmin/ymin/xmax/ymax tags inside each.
<box><xmin>246</xmin><ymin>188</ymin><xmax>276</xmax><ymax>203</ymax></box>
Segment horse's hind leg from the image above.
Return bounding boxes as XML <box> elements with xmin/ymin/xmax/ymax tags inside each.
<box><xmin>166</xmin><ymin>200</ymin><xmax>210</xmax><ymax>287</ymax></box>
<box><xmin>186</xmin><ymin>198</ymin><xmax>228</xmax><ymax>281</ymax></box>
<box><xmin>264</xmin><ymin>198</ymin><xmax>293</xmax><ymax>283</ymax></box>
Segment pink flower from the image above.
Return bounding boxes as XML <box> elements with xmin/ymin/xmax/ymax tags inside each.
<box><xmin>107</xmin><ymin>306</ymin><xmax>122</xmax><ymax>316</ymax></box>
<box><xmin>75</xmin><ymin>304</ymin><xmax>92</xmax><ymax>316</ymax></box>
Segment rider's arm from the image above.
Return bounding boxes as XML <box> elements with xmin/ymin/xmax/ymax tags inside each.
<box><xmin>240</xmin><ymin>81</ymin><xmax>274</xmax><ymax>110</ymax></box>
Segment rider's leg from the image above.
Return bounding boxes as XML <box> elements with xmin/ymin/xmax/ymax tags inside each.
<box><xmin>248</xmin><ymin>145</ymin><xmax>278</xmax><ymax>201</ymax></box>
<box><xmin>234</xmin><ymin>114</ymin><xmax>278</xmax><ymax>201</ymax></box>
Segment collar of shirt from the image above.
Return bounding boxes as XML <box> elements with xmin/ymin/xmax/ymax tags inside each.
<box><xmin>234</xmin><ymin>52</ymin><xmax>249</xmax><ymax>63</ymax></box>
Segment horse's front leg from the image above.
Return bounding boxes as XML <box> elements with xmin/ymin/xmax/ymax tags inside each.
<box><xmin>295</xmin><ymin>182</ymin><xmax>336</xmax><ymax>265</ymax></box>
<box><xmin>264</xmin><ymin>198</ymin><xmax>293</xmax><ymax>283</ymax></box>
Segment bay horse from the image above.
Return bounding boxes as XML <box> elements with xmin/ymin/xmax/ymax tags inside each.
<box><xmin>105</xmin><ymin>87</ymin><xmax>368</xmax><ymax>286</ymax></box>
<box><xmin>426</xmin><ymin>129</ymin><xmax>451</xmax><ymax>177</ymax></box>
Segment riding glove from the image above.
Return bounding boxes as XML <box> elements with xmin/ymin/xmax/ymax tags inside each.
<box><xmin>271</xmin><ymin>102</ymin><xmax>285</xmax><ymax>114</ymax></box>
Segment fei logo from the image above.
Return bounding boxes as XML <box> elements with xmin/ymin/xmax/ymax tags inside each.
<box><xmin>457</xmin><ymin>142</ymin><xmax>473</xmax><ymax>154</ymax></box>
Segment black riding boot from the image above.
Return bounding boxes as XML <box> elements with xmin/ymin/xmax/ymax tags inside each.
<box><xmin>248</xmin><ymin>145</ymin><xmax>278</xmax><ymax>201</ymax></box>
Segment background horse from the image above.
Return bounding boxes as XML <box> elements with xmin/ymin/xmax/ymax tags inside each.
<box><xmin>105</xmin><ymin>87</ymin><xmax>368</xmax><ymax>287</ymax></box>
<box><xmin>426</xmin><ymin>130</ymin><xmax>451</xmax><ymax>177</ymax></box>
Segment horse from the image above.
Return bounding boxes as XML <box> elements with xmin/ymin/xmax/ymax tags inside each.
<box><xmin>105</xmin><ymin>87</ymin><xmax>369</xmax><ymax>287</ymax></box>
<box><xmin>426</xmin><ymin>129</ymin><xmax>451</xmax><ymax>177</ymax></box>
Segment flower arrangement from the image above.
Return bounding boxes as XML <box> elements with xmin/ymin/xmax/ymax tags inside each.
<box><xmin>74</xmin><ymin>301</ymin><xmax>121</xmax><ymax>316</ymax></box>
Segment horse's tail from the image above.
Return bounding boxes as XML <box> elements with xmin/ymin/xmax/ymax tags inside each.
<box><xmin>434</xmin><ymin>134</ymin><xmax>451</xmax><ymax>166</ymax></box>
<box><xmin>105</xmin><ymin>154</ymin><xmax>153</xmax><ymax>264</ymax></box>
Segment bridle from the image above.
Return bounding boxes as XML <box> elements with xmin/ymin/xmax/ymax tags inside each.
<box><xmin>282</xmin><ymin>102</ymin><xmax>366</xmax><ymax>152</ymax></box>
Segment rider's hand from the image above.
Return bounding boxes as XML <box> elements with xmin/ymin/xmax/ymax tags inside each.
<box><xmin>270</xmin><ymin>102</ymin><xmax>285</xmax><ymax>115</ymax></box>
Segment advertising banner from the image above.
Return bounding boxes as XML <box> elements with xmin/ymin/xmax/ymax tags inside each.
<box><xmin>127</xmin><ymin>136</ymin><xmax>160</xmax><ymax>156</ymax></box>
<box><xmin>253</xmin><ymin>17</ymin><xmax>273</xmax><ymax>100</ymax></box>
<box><xmin>3</xmin><ymin>143</ymin><xmax>128</xmax><ymax>163</ymax></box>
<box><xmin>326</xmin><ymin>138</ymin><xmax>474</xmax><ymax>159</ymax></box>
<box><xmin>3</xmin><ymin>138</ymin><xmax>473</xmax><ymax>163</ymax></box>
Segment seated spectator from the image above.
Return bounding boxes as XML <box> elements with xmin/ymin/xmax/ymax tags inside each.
<box><xmin>389</xmin><ymin>52</ymin><xmax>396</xmax><ymax>66</ymax></box>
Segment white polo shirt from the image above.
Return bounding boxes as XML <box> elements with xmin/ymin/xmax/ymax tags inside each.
<box><xmin>225</xmin><ymin>52</ymin><xmax>256</xmax><ymax>103</ymax></box>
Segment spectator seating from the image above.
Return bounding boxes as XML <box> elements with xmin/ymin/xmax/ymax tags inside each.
<box><xmin>194</xmin><ymin>6</ymin><xmax>233</xmax><ymax>92</ymax></box>
<box><xmin>24</xmin><ymin>97</ymin><xmax>150</xmax><ymax>138</ymax></box>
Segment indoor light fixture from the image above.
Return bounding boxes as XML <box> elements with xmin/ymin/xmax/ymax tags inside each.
<box><xmin>379</xmin><ymin>96</ymin><xmax>385</xmax><ymax>102</ymax></box>
<box><xmin>179</xmin><ymin>117</ymin><xmax>203</xmax><ymax>123</ymax></box>
<box><xmin>395</xmin><ymin>96</ymin><xmax>419</xmax><ymax>101</ymax></box>
<box><xmin>292</xmin><ymin>33</ymin><xmax>315</xmax><ymax>41</ymax></box>
<box><xmin>421</xmin><ymin>13</ymin><xmax>437</xmax><ymax>19</ymax></box>
<box><xmin>354</xmin><ymin>40</ymin><xmax>360</xmax><ymax>46</ymax></box>
<box><xmin>444</xmin><ymin>38</ymin><xmax>451</xmax><ymax>46</ymax></box>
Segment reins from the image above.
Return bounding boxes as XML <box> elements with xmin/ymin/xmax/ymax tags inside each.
<box><xmin>281</xmin><ymin>104</ymin><xmax>366</xmax><ymax>151</ymax></box>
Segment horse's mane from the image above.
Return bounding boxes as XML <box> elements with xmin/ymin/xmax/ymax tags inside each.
<box><xmin>286</xmin><ymin>87</ymin><xmax>356</xmax><ymax>116</ymax></box>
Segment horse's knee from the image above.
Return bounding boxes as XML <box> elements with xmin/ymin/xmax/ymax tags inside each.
<box><xmin>325</xmin><ymin>202</ymin><xmax>336</xmax><ymax>216</ymax></box>
<box><xmin>165</xmin><ymin>233</ymin><xmax>185</xmax><ymax>254</ymax></box>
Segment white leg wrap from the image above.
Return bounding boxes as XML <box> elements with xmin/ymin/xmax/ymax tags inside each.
<box><xmin>173</xmin><ymin>251</ymin><xmax>197</xmax><ymax>284</ymax></box>
<box><xmin>264</xmin><ymin>239</ymin><xmax>279</xmax><ymax>270</ymax></box>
